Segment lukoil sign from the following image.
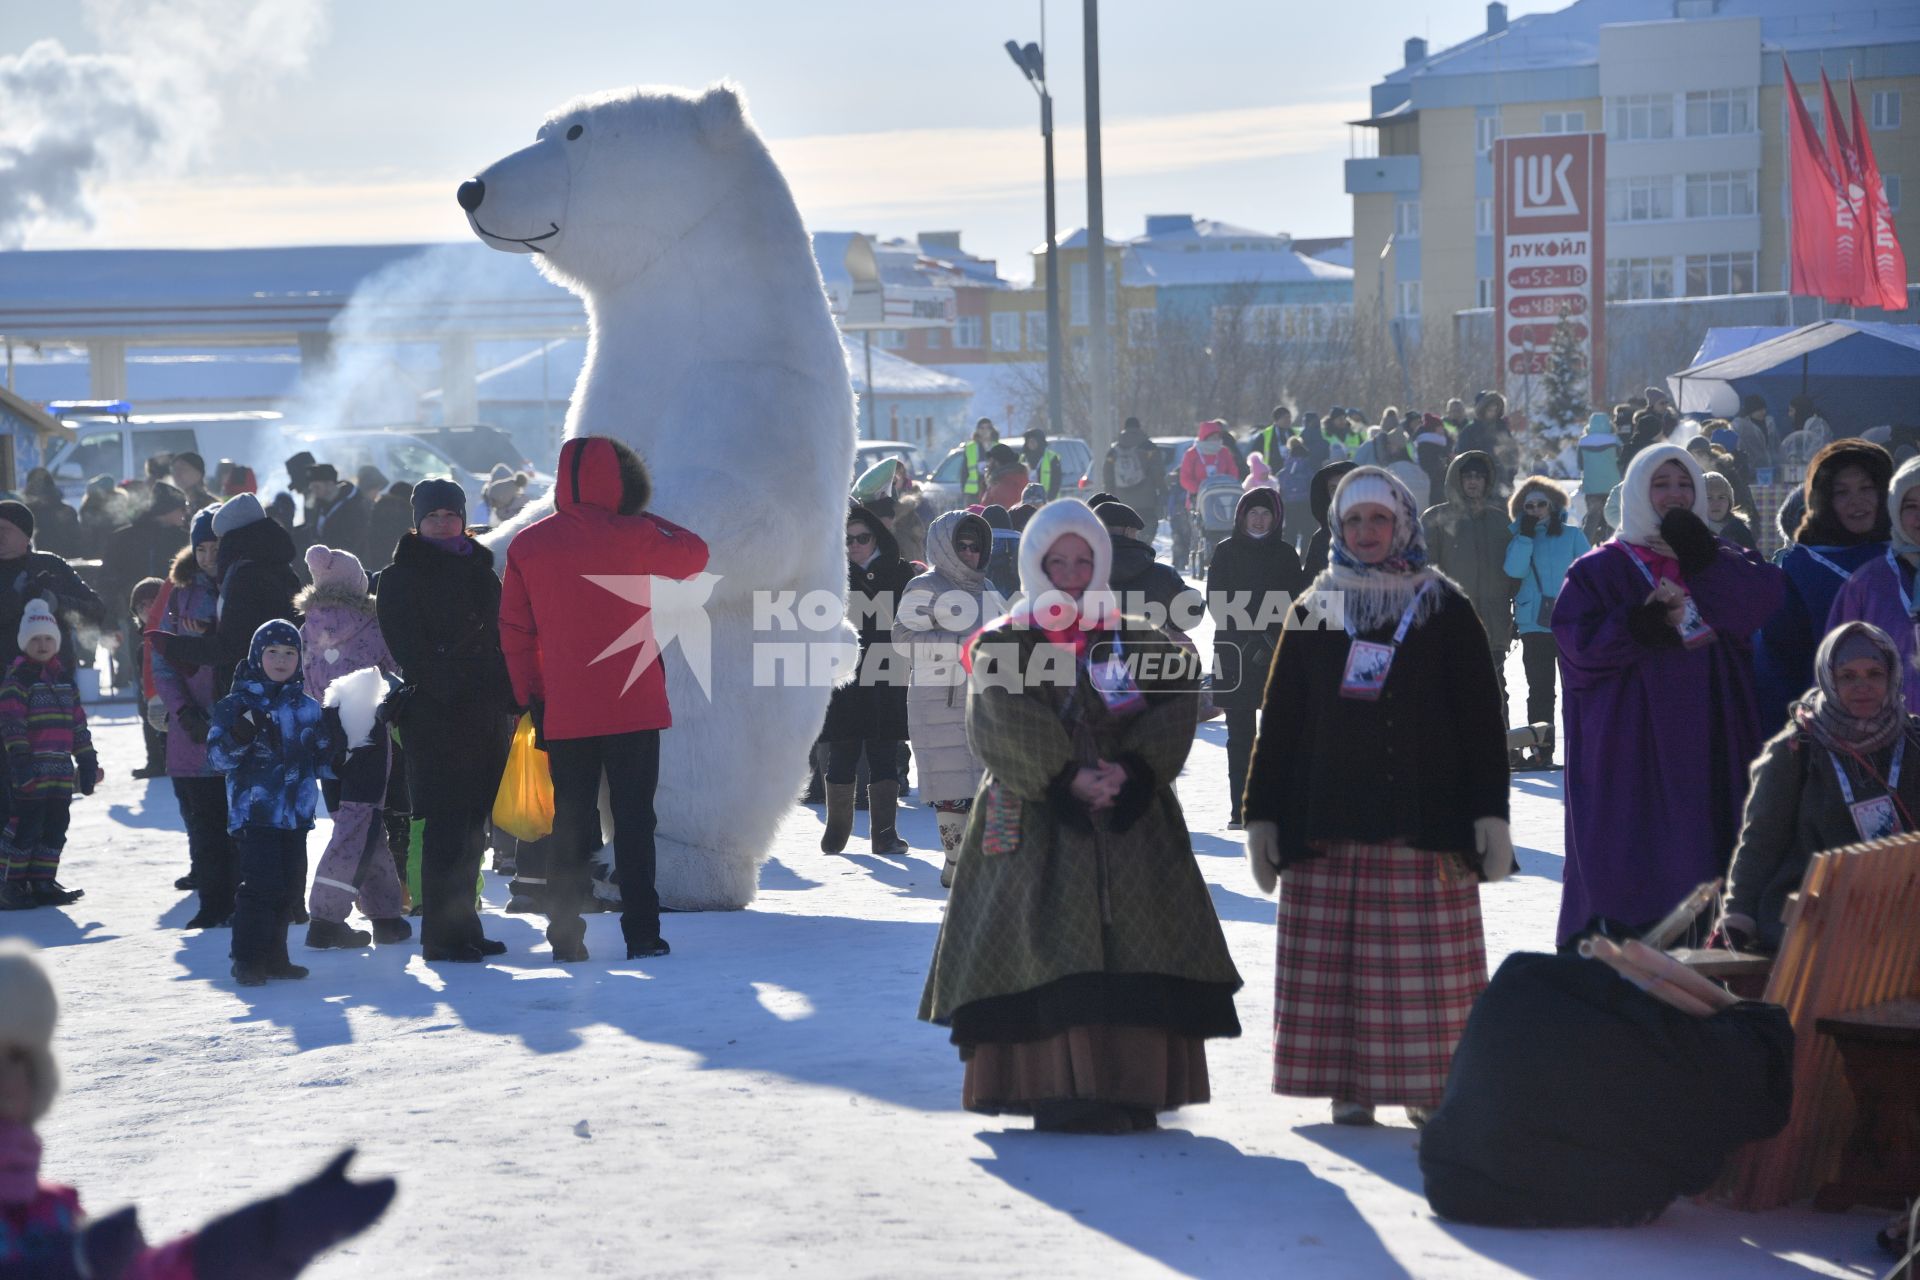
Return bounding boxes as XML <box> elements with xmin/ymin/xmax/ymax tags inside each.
<box><xmin>1493</xmin><ymin>133</ymin><xmax>1606</xmax><ymax>421</ymax></box>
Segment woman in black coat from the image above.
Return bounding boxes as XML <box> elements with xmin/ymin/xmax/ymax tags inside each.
<box><xmin>151</xmin><ymin>493</ymin><xmax>299</xmax><ymax>694</ymax></box>
<box><xmin>1206</xmin><ymin>487</ymin><xmax>1306</xmax><ymax>828</ymax></box>
<box><xmin>820</xmin><ymin>501</ymin><xmax>918</xmax><ymax>857</ymax></box>
<box><xmin>376</xmin><ymin>479</ymin><xmax>515</xmax><ymax>963</ymax></box>
<box><xmin>1301</xmin><ymin>461</ymin><xmax>1357</xmax><ymax>579</ymax></box>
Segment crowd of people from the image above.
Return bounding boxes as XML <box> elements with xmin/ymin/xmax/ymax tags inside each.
<box><xmin>2</xmin><ymin>395</ymin><xmax>1914</xmax><ymax>1223</ymax></box>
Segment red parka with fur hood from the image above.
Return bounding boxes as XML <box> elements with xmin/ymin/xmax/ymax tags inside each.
<box><xmin>499</xmin><ymin>438</ymin><xmax>710</xmax><ymax>741</ymax></box>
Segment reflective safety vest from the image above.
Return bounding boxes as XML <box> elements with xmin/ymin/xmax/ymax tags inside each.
<box><xmin>963</xmin><ymin>440</ymin><xmax>986</xmax><ymax>495</ymax></box>
<box><xmin>1029</xmin><ymin>449</ymin><xmax>1060</xmax><ymax>494</ymax></box>
<box><xmin>1256</xmin><ymin>425</ymin><xmax>1285</xmax><ymax>464</ymax></box>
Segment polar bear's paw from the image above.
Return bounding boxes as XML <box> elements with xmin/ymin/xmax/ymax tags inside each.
<box><xmin>655</xmin><ymin>833</ymin><xmax>760</xmax><ymax>911</ymax></box>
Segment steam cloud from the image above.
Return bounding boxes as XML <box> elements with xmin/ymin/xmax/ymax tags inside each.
<box><xmin>0</xmin><ymin>0</ymin><xmax>328</xmax><ymax>248</ymax></box>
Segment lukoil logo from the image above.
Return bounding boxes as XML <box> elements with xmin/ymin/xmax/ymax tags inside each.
<box><xmin>1512</xmin><ymin>153</ymin><xmax>1577</xmax><ymax>219</ymax></box>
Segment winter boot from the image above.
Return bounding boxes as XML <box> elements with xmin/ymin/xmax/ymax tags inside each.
<box><xmin>231</xmin><ymin>961</ymin><xmax>270</xmax><ymax>987</ymax></box>
<box><xmin>0</xmin><ymin>881</ymin><xmax>36</xmax><ymax>910</ymax></box>
<box><xmin>175</xmin><ymin>871</ymin><xmax>197</xmax><ymax>892</ymax></box>
<box><xmin>936</xmin><ymin>810</ymin><xmax>968</xmax><ymax>888</ymax></box>
<box><xmin>306</xmin><ymin>918</ymin><xmax>372</xmax><ymax>950</ymax></box>
<box><xmin>867</xmin><ymin>781</ymin><xmax>908</xmax><ymax>857</ymax></box>
<box><xmin>1332</xmin><ymin>1100</ymin><xmax>1376</xmax><ymax>1126</ymax></box>
<box><xmin>422</xmin><ymin>943</ymin><xmax>484</xmax><ymax>963</ymax></box>
<box><xmin>268</xmin><ymin>932</ymin><xmax>309</xmax><ymax>979</ymax></box>
<box><xmin>33</xmin><ymin>880</ymin><xmax>83</xmax><ymax>906</ymax></box>
<box><xmin>820</xmin><ymin>783</ymin><xmax>856</xmax><ymax>854</ymax></box>
<box><xmin>627</xmin><ymin>938</ymin><xmax>671</xmax><ymax>960</ymax></box>
<box><xmin>183</xmin><ymin>908</ymin><xmax>231</xmax><ymax>930</ymax></box>
<box><xmin>370</xmin><ymin>917</ymin><xmax>412</xmax><ymax>945</ymax></box>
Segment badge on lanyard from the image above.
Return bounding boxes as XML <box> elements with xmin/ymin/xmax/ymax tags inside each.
<box><xmin>1339</xmin><ymin>640</ymin><xmax>1395</xmax><ymax>700</ymax></box>
<box><xmin>1088</xmin><ymin>640</ymin><xmax>1145</xmax><ymax>716</ymax></box>
<box><xmin>1337</xmin><ymin>583</ymin><xmax>1430</xmax><ymax>701</ymax></box>
<box><xmin>1832</xmin><ymin>737</ymin><xmax>1907</xmax><ymax>842</ymax></box>
<box><xmin>1675</xmin><ymin>594</ymin><xmax>1717</xmax><ymax>649</ymax></box>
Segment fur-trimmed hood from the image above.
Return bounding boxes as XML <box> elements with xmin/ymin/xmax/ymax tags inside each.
<box><xmin>293</xmin><ymin>580</ymin><xmax>377</xmax><ymax>618</ymax></box>
<box><xmin>1508</xmin><ymin>476</ymin><xmax>1569</xmax><ymax>528</ymax></box>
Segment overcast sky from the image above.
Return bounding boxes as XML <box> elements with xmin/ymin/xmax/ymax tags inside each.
<box><xmin>3</xmin><ymin>0</ymin><xmax>1560</xmax><ymax>282</ymax></box>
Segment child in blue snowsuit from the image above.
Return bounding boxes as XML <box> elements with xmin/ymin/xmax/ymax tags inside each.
<box><xmin>208</xmin><ymin>620</ymin><xmax>339</xmax><ymax>986</ymax></box>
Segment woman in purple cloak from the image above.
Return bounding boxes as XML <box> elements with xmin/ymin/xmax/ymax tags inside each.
<box><xmin>1552</xmin><ymin>443</ymin><xmax>1786</xmax><ymax>945</ymax></box>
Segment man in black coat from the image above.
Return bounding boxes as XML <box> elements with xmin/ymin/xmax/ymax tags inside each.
<box><xmin>101</xmin><ymin>482</ymin><xmax>190</xmax><ymax>695</ymax></box>
<box><xmin>0</xmin><ymin>500</ymin><xmax>109</xmax><ymax>673</ymax></box>
<box><xmin>299</xmin><ymin>465</ymin><xmax>372</xmax><ymax>564</ymax></box>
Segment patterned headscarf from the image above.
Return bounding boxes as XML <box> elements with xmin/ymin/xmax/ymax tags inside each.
<box><xmin>1793</xmin><ymin>621</ymin><xmax>1908</xmax><ymax>754</ymax></box>
<box><xmin>1330</xmin><ymin>465</ymin><xmax>1429</xmax><ymax>576</ymax></box>
<box><xmin>1311</xmin><ymin>465</ymin><xmax>1447</xmax><ymax>632</ymax></box>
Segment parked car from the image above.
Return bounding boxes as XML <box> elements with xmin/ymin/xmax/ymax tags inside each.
<box><xmin>852</xmin><ymin>440</ymin><xmax>927</xmax><ymax>485</ymax></box>
<box><xmin>279</xmin><ymin>429</ymin><xmax>492</xmax><ymax>513</ymax></box>
<box><xmin>405</xmin><ymin>424</ymin><xmax>541</xmax><ymax>475</ymax></box>
<box><xmin>42</xmin><ymin>406</ymin><xmax>287</xmax><ymax>503</ymax></box>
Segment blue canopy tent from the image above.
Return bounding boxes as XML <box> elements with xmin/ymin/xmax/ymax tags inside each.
<box><xmin>1668</xmin><ymin>320</ymin><xmax>1920</xmax><ymax>431</ymax></box>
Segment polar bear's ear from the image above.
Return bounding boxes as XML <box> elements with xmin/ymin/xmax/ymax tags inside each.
<box><xmin>695</xmin><ymin>81</ymin><xmax>749</xmax><ymax>146</ymax></box>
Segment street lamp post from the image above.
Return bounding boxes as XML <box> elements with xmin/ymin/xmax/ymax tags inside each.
<box><xmin>1082</xmin><ymin>0</ymin><xmax>1114</xmax><ymax>467</ymax></box>
<box><xmin>1005</xmin><ymin>37</ymin><xmax>1064</xmax><ymax>445</ymax></box>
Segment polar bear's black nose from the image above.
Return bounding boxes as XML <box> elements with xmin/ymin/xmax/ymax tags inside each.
<box><xmin>456</xmin><ymin>179</ymin><xmax>486</xmax><ymax>212</ymax></box>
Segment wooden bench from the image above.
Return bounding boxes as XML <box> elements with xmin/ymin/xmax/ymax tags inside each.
<box><xmin>1812</xmin><ymin>998</ymin><xmax>1920</xmax><ymax>1213</ymax></box>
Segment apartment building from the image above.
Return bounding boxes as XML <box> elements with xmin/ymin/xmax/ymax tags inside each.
<box><xmin>1347</xmin><ymin>0</ymin><xmax>1920</xmax><ymax>336</ymax></box>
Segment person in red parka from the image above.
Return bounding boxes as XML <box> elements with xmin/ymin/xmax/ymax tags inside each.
<box><xmin>499</xmin><ymin>437</ymin><xmax>710</xmax><ymax>964</ymax></box>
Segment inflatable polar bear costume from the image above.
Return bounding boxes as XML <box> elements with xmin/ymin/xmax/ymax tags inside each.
<box><xmin>461</xmin><ymin>82</ymin><xmax>856</xmax><ymax>909</ymax></box>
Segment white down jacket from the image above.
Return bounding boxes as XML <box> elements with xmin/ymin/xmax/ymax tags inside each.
<box><xmin>892</xmin><ymin>509</ymin><xmax>1001</xmax><ymax>804</ymax></box>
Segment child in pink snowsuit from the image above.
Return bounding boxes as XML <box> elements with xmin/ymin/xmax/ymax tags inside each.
<box><xmin>296</xmin><ymin>546</ymin><xmax>408</xmax><ymax>951</ymax></box>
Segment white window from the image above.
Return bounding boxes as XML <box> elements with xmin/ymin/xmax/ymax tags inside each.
<box><xmin>1127</xmin><ymin>307</ymin><xmax>1157</xmax><ymax>348</ymax></box>
<box><xmin>1068</xmin><ymin>261</ymin><xmax>1117</xmax><ymax>326</ymax></box>
<box><xmin>1684</xmin><ymin>171</ymin><xmax>1756</xmax><ymax>218</ymax></box>
<box><xmin>875</xmin><ymin>329</ymin><xmax>906</xmax><ymax>349</ymax></box>
<box><xmin>1684</xmin><ymin>251</ymin><xmax>1757</xmax><ymax>297</ymax></box>
<box><xmin>1888</xmin><ymin>175</ymin><xmax>1902</xmax><ymax>213</ymax></box>
<box><xmin>1606</xmin><ymin>256</ymin><xmax>1675</xmax><ymax>301</ymax></box>
<box><xmin>1396</xmin><ymin>200</ymin><xmax>1421</xmax><ymax>239</ymax></box>
<box><xmin>1873</xmin><ymin>91</ymin><xmax>1902</xmax><ymax>131</ymax></box>
<box><xmin>1476</xmin><ymin>277</ymin><xmax>1494</xmax><ymax>308</ymax></box>
<box><xmin>1542</xmin><ymin>110</ymin><xmax>1587</xmax><ymax>134</ymax></box>
<box><xmin>990</xmin><ymin>313</ymin><xmax>1021</xmax><ymax>352</ymax></box>
<box><xmin>1398</xmin><ymin>280</ymin><xmax>1422</xmax><ymax>317</ymax></box>
<box><xmin>953</xmin><ymin>315</ymin><xmax>983</xmax><ymax>349</ymax></box>
<box><xmin>1608</xmin><ymin>93</ymin><xmax>1673</xmax><ymax>141</ymax></box>
<box><xmin>1606</xmin><ymin>175</ymin><xmax>1673</xmax><ymax>223</ymax></box>
<box><xmin>1476</xmin><ymin>115</ymin><xmax>1501</xmax><ymax>154</ymax></box>
<box><xmin>1684</xmin><ymin>88</ymin><xmax>1755</xmax><ymax>137</ymax></box>
<box><xmin>1476</xmin><ymin>197</ymin><xmax>1493</xmax><ymax>235</ymax></box>
<box><xmin>1026</xmin><ymin>311</ymin><xmax>1048</xmax><ymax>352</ymax></box>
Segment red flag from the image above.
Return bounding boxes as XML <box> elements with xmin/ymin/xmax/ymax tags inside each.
<box><xmin>1820</xmin><ymin>69</ymin><xmax>1876</xmax><ymax>306</ymax></box>
<box><xmin>1849</xmin><ymin>75</ymin><xmax>1910</xmax><ymax>312</ymax></box>
<box><xmin>1783</xmin><ymin>61</ymin><xmax>1847</xmax><ymax>302</ymax></box>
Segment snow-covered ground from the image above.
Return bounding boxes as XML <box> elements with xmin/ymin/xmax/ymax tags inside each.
<box><xmin>1</xmin><ymin>644</ymin><xmax>1890</xmax><ymax>1278</ymax></box>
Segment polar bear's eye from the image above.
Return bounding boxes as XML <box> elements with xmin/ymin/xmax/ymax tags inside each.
<box><xmin>566</xmin><ymin>124</ymin><xmax>584</xmax><ymax>141</ymax></box>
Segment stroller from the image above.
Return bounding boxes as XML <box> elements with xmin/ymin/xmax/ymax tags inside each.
<box><xmin>1187</xmin><ymin>474</ymin><xmax>1242</xmax><ymax>575</ymax></box>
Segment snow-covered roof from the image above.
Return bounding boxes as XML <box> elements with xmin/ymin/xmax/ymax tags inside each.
<box><xmin>842</xmin><ymin>334</ymin><xmax>972</xmax><ymax>397</ymax></box>
<box><xmin>1036</xmin><ymin>217</ymin><xmax>1354</xmax><ymax>289</ymax></box>
<box><xmin>1386</xmin><ymin>0</ymin><xmax>1917</xmax><ymax>86</ymax></box>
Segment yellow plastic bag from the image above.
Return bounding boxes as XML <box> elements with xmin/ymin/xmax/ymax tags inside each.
<box><xmin>491</xmin><ymin>713</ymin><xmax>554</xmax><ymax>841</ymax></box>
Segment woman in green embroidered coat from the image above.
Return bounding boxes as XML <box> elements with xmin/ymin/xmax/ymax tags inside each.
<box><xmin>918</xmin><ymin>498</ymin><xmax>1242</xmax><ymax>1134</ymax></box>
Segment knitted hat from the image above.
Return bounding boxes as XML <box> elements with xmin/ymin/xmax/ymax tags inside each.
<box><xmin>0</xmin><ymin>950</ymin><xmax>59</xmax><ymax>1122</ymax></box>
<box><xmin>17</xmin><ymin>599</ymin><xmax>59</xmax><ymax>650</ymax></box>
<box><xmin>410</xmin><ymin>478</ymin><xmax>467</xmax><ymax>528</ymax></box>
<box><xmin>211</xmin><ymin>492</ymin><xmax>266</xmax><ymax>537</ymax></box>
<box><xmin>1333</xmin><ymin>471</ymin><xmax>1401</xmax><ymax>523</ymax></box>
<box><xmin>488</xmin><ymin>463</ymin><xmax>516</xmax><ymax>485</ymax></box>
<box><xmin>146</xmin><ymin>482</ymin><xmax>187</xmax><ymax>520</ymax></box>
<box><xmin>190</xmin><ymin>504</ymin><xmax>221</xmax><ymax>548</ymax></box>
<box><xmin>985</xmin><ymin>444</ymin><xmax>1026</xmax><ymax>484</ymax></box>
<box><xmin>1021</xmin><ymin>483</ymin><xmax>1048</xmax><ymax>506</ymax></box>
<box><xmin>247</xmin><ymin>618</ymin><xmax>304</xmax><ymax>675</ymax></box>
<box><xmin>0</xmin><ymin>500</ymin><xmax>33</xmax><ymax>541</ymax></box>
<box><xmin>305</xmin><ymin>544</ymin><xmax>368</xmax><ymax>596</ymax></box>
<box><xmin>1094</xmin><ymin>500</ymin><xmax>1145</xmax><ymax>532</ymax></box>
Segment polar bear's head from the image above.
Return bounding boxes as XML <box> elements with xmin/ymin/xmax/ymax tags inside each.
<box><xmin>457</xmin><ymin>82</ymin><xmax>765</xmax><ymax>293</ymax></box>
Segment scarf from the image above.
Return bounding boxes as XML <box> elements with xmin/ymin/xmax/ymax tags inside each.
<box><xmin>1617</xmin><ymin>443</ymin><xmax>1709</xmax><ymax>555</ymax></box>
<box><xmin>0</xmin><ymin>1123</ymin><xmax>41</xmax><ymax>1206</ymax></box>
<box><xmin>1792</xmin><ymin>621</ymin><xmax>1907</xmax><ymax>754</ymax></box>
<box><xmin>1306</xmin><ymin>464</ymin><xmax>1447</xmax><ymax>633</ymax></box>
<box><xmin>423</xmin><ymin>533</ymin><xmax>474</xmax><ymax>557</ymax></box>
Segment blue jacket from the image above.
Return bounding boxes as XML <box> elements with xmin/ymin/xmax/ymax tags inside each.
<box><xmin>207</xmin><ymin>621</ymin><xmax>338</xmax><ymax>833</ymax></box>
<box><xmin>1504</xmin><ymin>519</ymin><xmax>1591</xmax><ymax>636</ymax></box>
<box><xmin>1753</xmin><ymin>540</ymin><xmax>1887</xmax><ymax>733</ymax></box>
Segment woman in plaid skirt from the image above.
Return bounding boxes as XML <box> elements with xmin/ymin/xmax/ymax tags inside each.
<box><xmin>1242</xmin><ymin>465</ymin><xmax>1514</xmax><ymax>1127</ymax></box>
